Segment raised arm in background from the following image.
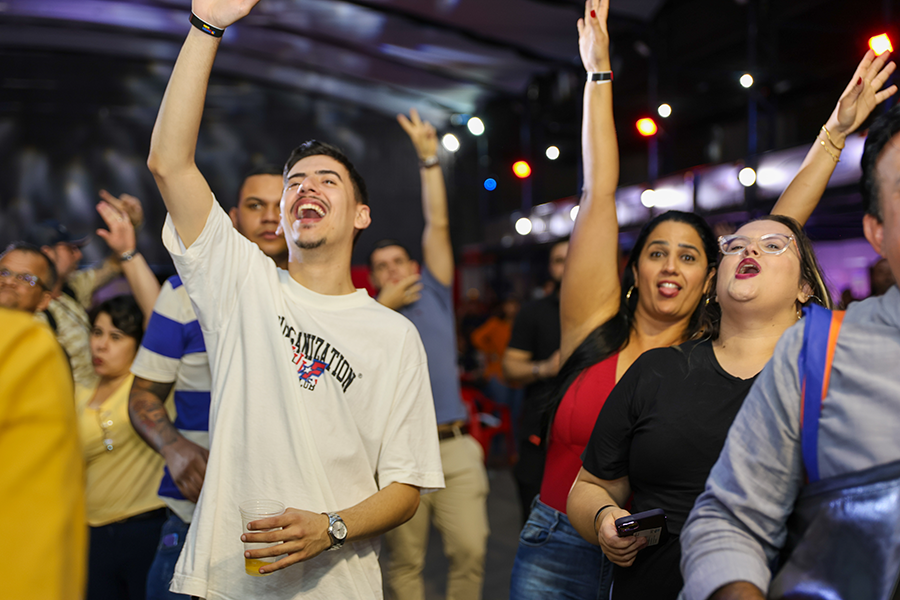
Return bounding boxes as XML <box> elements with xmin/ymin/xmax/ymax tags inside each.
<box><xmin>147</xmin><ymin>0</ymin><xmax>261</xmax><ymax>247</ymax></box>
<box><xmin>398</xmin><ymin>109</ymin><xmax>454</xmax><ymax>286</ymax></box>
<box><xmin>94</xmin><ymin>200</ymin><xmax>160</xmax><ymax>327</ymax></box>
<box><xmin>771</xmin><ymin>49</ymin><xmax>896</xmax><ymax>225</ymax></box>
<box><xmin>560</xmin><ymin>0</ymin><xmax>620</xmax><ymax>363</ymax></box>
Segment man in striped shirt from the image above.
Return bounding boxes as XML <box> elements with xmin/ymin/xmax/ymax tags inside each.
<box><xmin>128</xmin><ymin>165</ymin><xmax>287</xmax><ymax>599</ymax></box>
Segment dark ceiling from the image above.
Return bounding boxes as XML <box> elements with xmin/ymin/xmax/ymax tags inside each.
<box><xmin>0</xmin><ymin>0</ymin><xmax>897</xmax><ymax>254</ymax></box>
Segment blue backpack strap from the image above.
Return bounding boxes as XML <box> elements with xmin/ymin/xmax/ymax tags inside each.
<box><xmin>798</xmin><ymin>305</ymin><xmax>845</xmax><ymax>483</ymax></box>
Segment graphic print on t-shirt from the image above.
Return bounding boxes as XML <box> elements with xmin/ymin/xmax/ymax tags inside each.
<box><xmin>278</xmin><ymin>315</ymin><xmax>358</xmax><ymax>392</ymax></box>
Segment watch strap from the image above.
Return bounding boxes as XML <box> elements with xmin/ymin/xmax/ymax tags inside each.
<box><xmin>419</xmin><ymin>155</ymin><xmax>440</xmax><ymax>169</ymax></box>
<box><xmin>326</xmin><ymin>512</ymin><xmax>346</xmax><ymax>551</ymax></box>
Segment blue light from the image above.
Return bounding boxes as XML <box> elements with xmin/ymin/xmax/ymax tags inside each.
<box><xmin>484</xmin><ymin>178</ymin><xmax>497</xmax><ymax>191</ymax></box>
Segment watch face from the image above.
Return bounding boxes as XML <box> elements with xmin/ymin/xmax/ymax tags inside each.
<box><xmin>333</xmin><ymin>520</ymin><xmax>347</xmax><ymax>540</ymax></box>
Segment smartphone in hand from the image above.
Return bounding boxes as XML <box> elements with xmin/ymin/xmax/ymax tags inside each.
<box><xmin>614</xmin><ymin>508</ymin><xmax>668</xmax><ymax>546</ymax></box>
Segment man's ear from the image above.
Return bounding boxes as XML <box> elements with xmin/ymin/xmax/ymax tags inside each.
<box><xmin>412</xmin><ymin>259</ymin><xmax>420</xmax><ymax>274</ymax></box>
<box><xmin>229</xmin><ymin>207</ymin><xmax>240</xmax><ymax>229</ymax></box>
<box><xmin>36</xmin><ymin>290</ymin><xmax>52</xmax><ymax>313</ymax></box>
<box><xmin>40</xmin><ymin>245</ymin><xmax>56</xmax><ymax>262</ymax></box>
<box><xmin>355</xmin><ymin>205</ymin><xmax>372</xmax><ymax>231</ymax></box>
<box><xmin>864</xmin><ymin>213</ymin><xmax>885</xmax><ymax>257</ymax></box>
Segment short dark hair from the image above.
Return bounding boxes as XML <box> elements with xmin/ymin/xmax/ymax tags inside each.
<box><xmin>1</xmin><ymin>241</ymin><xmax>59</xmax><ymax>290</ymax></box>
<box><xmin>283</xmin><ymin>141</ymin><xmax>369</xmax><ymax>206</ymax></box>
<box><xmin>368</xmin><ymin>239</ymin><xmax>412</xmax><ymax>269</ymax></box>
<box><xmin>861</xmin><ymin>103</ymin><xmax>900</xmax><ymax>221</ymax></box>
<box><xmin>232</xmin><ymin>164</ymin><xmax>284</xmax><ymax>209</ymax></box>
<box><xmin>243</xmin><ymin>163</ymin><xmax>283</xmax><ymax>180</ymax></box>
<box><xmin>89</xmin><ymin>295</ymin><xmax>144</xmax><ymax>346</ymax></box>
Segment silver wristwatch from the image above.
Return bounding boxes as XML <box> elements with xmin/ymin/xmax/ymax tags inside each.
<box><xmin>325</xmin><ymin>512</ymin><xmax>347</xmax><ymax>551</ymax></box>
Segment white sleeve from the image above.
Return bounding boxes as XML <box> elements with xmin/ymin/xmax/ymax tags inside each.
<box><xmin>376</xmin><ymin>328</ymin><xmax>445</xmax><ymax>493</ymax></box>
<box><xmin>162</xmin><ymin>196</ymin><xmax>270</xmax><ymax>333</ymax></box>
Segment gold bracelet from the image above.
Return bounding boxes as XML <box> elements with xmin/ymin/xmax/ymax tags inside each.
<box><xmin>820</xmin><ymin>125</ymin><xmax>845</xmax><ymax>150</ymax></box>
<box><xmin>819</xmin><ymin>140</ymin><xmax>841</xmax><ymax>163</ymax></box>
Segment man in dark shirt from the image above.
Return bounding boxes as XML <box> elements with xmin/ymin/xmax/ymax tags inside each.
<box><xmin>503</xmin><ymin>239</ymin><xmax>568</xmax><ymax>522</ymax></box>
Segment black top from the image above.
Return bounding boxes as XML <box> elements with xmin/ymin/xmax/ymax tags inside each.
<box><xmin>508</xmin><ymin>293</ymin><xmax>561</xmax><ymax>485</ymax></box>
<box><xmin>582</xmin><ymin>339</ymin><xmax>758</xmax><ymax>599</ymax></box>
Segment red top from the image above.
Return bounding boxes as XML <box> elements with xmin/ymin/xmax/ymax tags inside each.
<box><xmin>540</xmin><ymin>352</ymin><xmax>619</xmax><ymax>512</ymax></box>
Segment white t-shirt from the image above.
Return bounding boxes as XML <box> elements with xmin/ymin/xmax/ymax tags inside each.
<box><xmin>163</xmin><ymin>200</ymin><xmax>445</xmax><ymax>600</ymax></box>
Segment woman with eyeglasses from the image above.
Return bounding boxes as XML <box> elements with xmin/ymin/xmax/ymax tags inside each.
<box><xmin>75</xmin><ymin>201</ymin><xmax>164</xmax><ymax>600</ymax></box>
<box><xmin>565</xmin><ymin>45</ymin><xmax>896</xmax><ymax>600</ymax></box>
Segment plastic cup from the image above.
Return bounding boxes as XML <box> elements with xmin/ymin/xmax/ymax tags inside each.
<box><xmin>239</xmin><ymin>499</ymin><xmax>285</xmax><ymax>576</ymax></box>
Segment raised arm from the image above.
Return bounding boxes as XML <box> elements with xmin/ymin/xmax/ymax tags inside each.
<box><xmin>560</xmin><ymin>0</ymin><xmax>621</xmax><ymax>363</ymax></box>
<box><xmin>95</xmin><ymin>200</ymin><xmax>160</xmax><ymax>327</ymax></box>
<box><xmin>772</xmin><ymin>49</ymin><xmax>896</xmax><ymax>225</ymax></box>
<box><xmin>398</xmin><ymin>109</ymin><xmax>454</xmax><ymax>286</ymax></box>
<box><xmin>147</xmin><ymin>0</ymin><xmax>260</xmax><ymax>247</ymax></box>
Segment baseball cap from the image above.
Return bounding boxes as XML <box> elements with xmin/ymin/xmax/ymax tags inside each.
<box><xmin>25</xmin><ymin>220</ymin><xmax>90</xmax><ymax>248</ymax></box>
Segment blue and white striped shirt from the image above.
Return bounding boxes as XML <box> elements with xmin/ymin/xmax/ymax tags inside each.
<box><xmin>131</xmin><ymin>275</ymin><xmax>211</xmax><ymax>523</ymax></box>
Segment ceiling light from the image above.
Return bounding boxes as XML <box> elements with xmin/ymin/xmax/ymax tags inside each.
<box><xmin>515</xmin><ymin>217</ymin><xmax>533</xmax><ymax>235</ymax></box>
<box><xmin>738</xmin><ymin>167</ymin><xmax>757</xmax><ymax>187</ymax></box>
<box><xmin>467</xmin><ymin>117</ymin><xmax>485</xmax><ymax>136</ymax></box>
<box><xmin>441</xmin><ymin>133</ymin><xmax>460</xmax><ymax>152</ymax></box>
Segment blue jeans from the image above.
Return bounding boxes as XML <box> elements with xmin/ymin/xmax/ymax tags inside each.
<box><xmin>509</xmin><ymin>498</ymin><xmax>614</xmax><ymax>600</ymax></box>
<box><xmin>145</xmin><ymin>511</ymin><xmax>191</xmax><ymax>600</ymax></box>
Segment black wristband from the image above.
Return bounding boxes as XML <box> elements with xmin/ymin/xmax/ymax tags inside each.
<box><xmin>593</xmin><ymin>504</ymin><xmax>616</xmax><ymax>534</ymax></box>
<box><xmin>587</xmin><ymin>71</ymin><xmax>613</xmax><ymax>83</ymax></box>
<box><xmin>190</xmin><ymin>13</ymin><xmax>225</xmax><ymax>38</ymax></box>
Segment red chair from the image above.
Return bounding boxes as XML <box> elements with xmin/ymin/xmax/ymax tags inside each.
<box><xmin>460</xmin><ymin>385</ymin><xmax>517</xmax><ymax>465</ymax></box>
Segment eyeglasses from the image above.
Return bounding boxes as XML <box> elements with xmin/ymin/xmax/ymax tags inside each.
<box><xmin>0</xmin><ymin>268</ymin><xmax>47</xmax><ymax>289</ymax></box>
<box><xmin>718</xmin><ymin>233</ymin><xmax>796</xmax><ymax>256</ymax></box>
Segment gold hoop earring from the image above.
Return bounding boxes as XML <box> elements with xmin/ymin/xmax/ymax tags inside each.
<box><xmin>626</xmin><ymin>286</ymin><xmax>634</xmax><ymax>300</ymax></box>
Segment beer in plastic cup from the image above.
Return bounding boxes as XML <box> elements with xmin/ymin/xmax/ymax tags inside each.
<box><xmin>239</xmin><ymin>499</ymin><xmax>285</xmax><ymax>576</ymax></box>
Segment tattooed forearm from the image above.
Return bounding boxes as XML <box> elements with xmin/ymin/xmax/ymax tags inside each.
<box><xmin>128</xmin><ymin>376</ymin><xmax>179</xmax><ymax>453</ymax></box>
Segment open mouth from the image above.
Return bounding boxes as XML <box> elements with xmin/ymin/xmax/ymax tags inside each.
<box><xmin>291</xmin><ymin>199</ymin><xmax>327</xmax><ymax>223</ymax></box>
<box><xmin>658</xmin><ymin>281</ymin><xmax>682</xmax><ymax>298</ymax></box>
<box><xmin>736</xmin><ymin>258</ymin><xmax>761</xmax><ymax>279</ymax></box>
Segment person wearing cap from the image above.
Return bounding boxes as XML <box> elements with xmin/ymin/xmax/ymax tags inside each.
<box><xmin>28</xmin><ymin>192</ymin><xmax>151</xmax><ymax>387</ymax></box>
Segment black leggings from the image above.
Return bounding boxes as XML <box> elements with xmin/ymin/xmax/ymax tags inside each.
<box><xmin>87</xmin><ymin>509</ymin><xmax>167</xmax><ymax>600</ymax></box>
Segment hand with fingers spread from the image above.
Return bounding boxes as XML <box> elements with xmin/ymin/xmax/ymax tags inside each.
<box><xmin>597</xmin><ymin>507</ymin><xmax>649</xmax><ymax>567</ymax></box>
<box><xmin>397</xmin><ymin>109</ymin><xmax>439</xmax><ymax>161</ymax></box>
<box><xmin>577</xmin><ymin>0</ymin><xmax>611</xmax><ymax>73</ymax></box>
<box><xmin>95</xmin><ymin>200</ymin><xmax>137</xmax><ymax>256</ymax></box>
<box><xmin>827</xmin><ymin>49</ymin><xmax>897</xmax><ymax>145</ymax></box>
<box><xmin>242</xmin><ymin>508</ymin><xmax>332</xmax><ymax>574</ymax></box>
<box><xmin>99</xmin><ymin>189</ymin><xmax>144</xmax><ymax>231</ymax></box>
<box><xmin>191</xmin><ymin>0</ymin><xmax>261</xmax><ymax>29</ymax></box>
<box><xmin>376</xmin><ymin>273</ymin><xmax>423</xmax><ymax>311</ymax></box>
